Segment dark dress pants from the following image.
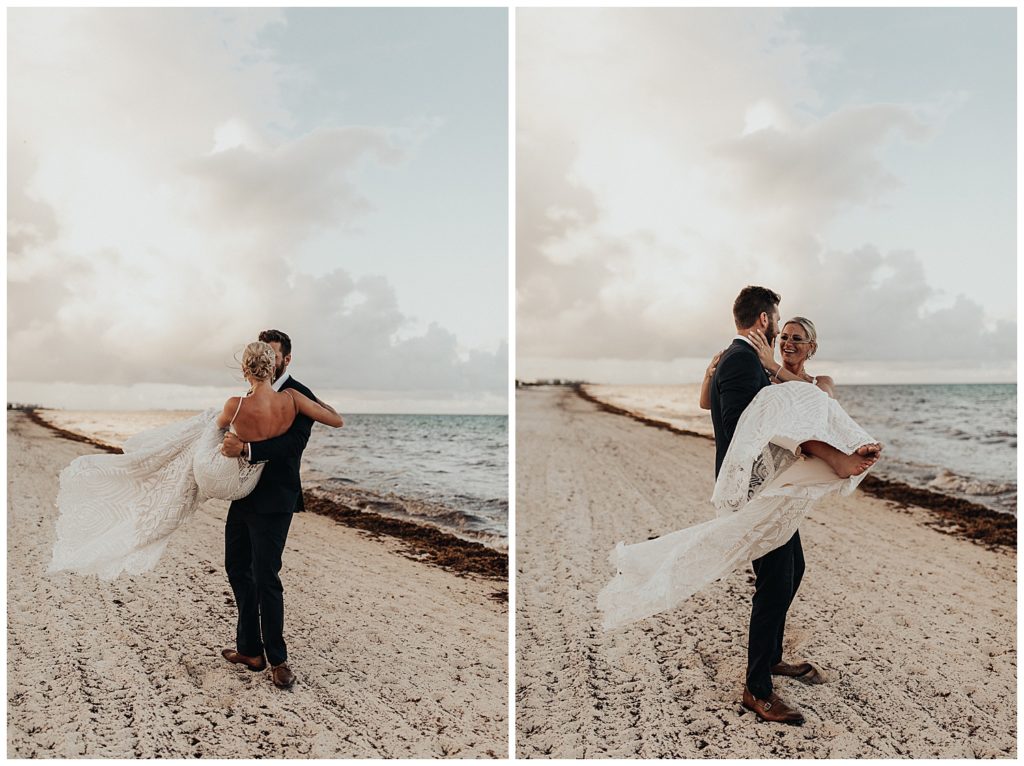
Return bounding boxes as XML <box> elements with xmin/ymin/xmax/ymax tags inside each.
<box><xmin>745</xmin><ymin>530</ymin><xmax>805</xmax><ymax>699</ymax></box>
<box><xmin>225</xmin><ymin>510</ymin><xmax>293</xmax><ymax>666</ymax></box>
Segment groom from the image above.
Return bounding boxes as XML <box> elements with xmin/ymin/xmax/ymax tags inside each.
<box><xmin>710</xmin><ymin>286</ymin><xmax>880</xmax><ymax>724</ymax></box>
<box><xmin>709</xmin><ymin>286</ymin><xmax>810</xmax><ymax>725</ymax></box>
<box><xmin>219</xmin><ymin>329</ymin><xmax>315</xmax><ymax>690</ymax></box>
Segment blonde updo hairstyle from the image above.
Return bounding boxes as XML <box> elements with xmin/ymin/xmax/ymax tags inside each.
<box><xmin>784</xmin><ymin>316</ymin><xmax>818</xmax><ymax>359</ymax></box>
<box><xmin>241</xmin><ymin>341</ymin><xmax>277</xmax><ymax>382</ymax></box>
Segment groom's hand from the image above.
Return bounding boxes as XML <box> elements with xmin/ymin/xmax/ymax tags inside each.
<box><xmin>222</xmin><ymin>432</ymin><xmax>247</xmax><ymax>458</ymax></box>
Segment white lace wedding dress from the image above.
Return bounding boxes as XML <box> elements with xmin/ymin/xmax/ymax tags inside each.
<box><xmin>597</xmin><ymin>381</ymin><xmax>877</xmax><ymax>630</ymax></box>
<box><xmin>49</xmin><ymin>401</ymin><xmax>264</xmax><ymax>580</ymax></box>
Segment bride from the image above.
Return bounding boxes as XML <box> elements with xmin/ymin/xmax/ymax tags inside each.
<box><xmin>699</xmin><ymin>316</ymin><xmax>834</xmax><ymax>406</ymax></box>
<box><xmin>598</xmin><ymin>318</ymin><xmax>880</xmax><ymax>630</ymax></box>
<box><xmin>49</xmin><ymin>341</ymin><xmax>343</xmax><ymax>580</ymax></box>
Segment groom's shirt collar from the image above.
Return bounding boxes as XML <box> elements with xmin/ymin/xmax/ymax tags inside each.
<box><xmin>733</xmin><ymin>334</ymin><xmax>755</xmax><ymax>349</ymax></box>
<box><xmin>272</xmin><ymin>371</ymin><xmax>291</xmax><ymax>392</ymax></box>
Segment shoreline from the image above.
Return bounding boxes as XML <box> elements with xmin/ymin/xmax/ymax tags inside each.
<box><xmin>21</xmin><ymin>407</ymin><xmax>125</xmax><ymax>454</ymax></box>
<box><xmin>23</xmin><ymin>407</ymin><xmax>507</xmax><ymax>583</ymax></box>
<box><xmin>575</xmin><ymin>384</ymin><xmax>1015</xmax><ymax>549</ymax></box>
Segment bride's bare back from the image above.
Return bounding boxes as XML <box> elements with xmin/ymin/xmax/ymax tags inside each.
<box><xmin>229</xmin><ymin>390</ymin><xmax>298</xmax><ymax>442</ymax></box>
<box><xmin>218</xmin><ymin>386</ymin><xmax>343</xmax><ymax>443</ymax></box>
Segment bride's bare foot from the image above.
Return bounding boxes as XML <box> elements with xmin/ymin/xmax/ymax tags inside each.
<box><xmin>856</xmin><ymin>442</ymin><xmax>883</xmax><ymax>458</ymax></box>
<box><xmin>829</xmin><ymin>450</ymin><xmax>878</xmax><ymax>478</ymax></box>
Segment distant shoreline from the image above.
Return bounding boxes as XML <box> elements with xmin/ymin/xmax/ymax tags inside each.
<box><xmin>24</xmin><ymin>407</ymin><xmax>508</xmax><ymax>583</ymax></box>
<box><xmin>21</xmin><ymin>407</ymin><xmax>124</xmax><ymax>454</ymax></box>
<box><xmin>573</xmin><ymin>384</ymin><xmax>1015</xmax><ymax>549</ymax></box>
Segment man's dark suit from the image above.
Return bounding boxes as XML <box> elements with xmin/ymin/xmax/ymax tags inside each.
<box><xmin>225</xmin><ymin>375</ymin><xmax>315</xmax><ymax>667</ymax></box>
<box><xmin>709</xmin><ymin>338</ymin><xmax>804</xmax><ymax>700</ymax></box>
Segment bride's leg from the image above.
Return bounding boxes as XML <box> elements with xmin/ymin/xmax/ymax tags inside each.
<box><xmin>801</xmin><ymin>440</ymin><xmax>879</xmax><ymax>478</ymax></box>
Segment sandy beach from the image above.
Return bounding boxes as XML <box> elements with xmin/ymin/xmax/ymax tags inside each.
<box><xmin>515</xmin><ymin>386</ymin><xmax>1016</xmax><ymax>758</ymax></box>
<box><xmin>7</xmin><ymin>411</ymin><xmax>508</xmax><ymax>758</ymax></box>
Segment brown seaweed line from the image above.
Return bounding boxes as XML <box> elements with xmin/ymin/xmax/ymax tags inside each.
<box><xmin>23</xmin><ymin>408</ymin><xmax>124</xmax><ymax>454</ymax></box>
<box><xmin>571</xmin><ymin>384</ymin><xmax>1015</xmax><ymax>550</ymax></box>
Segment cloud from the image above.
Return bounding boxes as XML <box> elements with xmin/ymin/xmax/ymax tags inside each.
<box><xmin>786</xmin><ymin>246</ymin><xmax>1015</xmax><ymax>362</ymax></box>
<box><xmin>7</xmin><ymin>149</ymin><xmax>59</xmax><ymax>261</ymax></box>
<box><xmin>713</xmin><ymin>104</ymin><xmax>929</xmax><ymax>222</ymax></box>
<box><xmin>9</xmin><ymin>256</ymin><xmax>505</xmax><ymax>392</ymax></box>
<box><xmin>260</xmin><ymin>271</ymin><xmax>507</xmax><ymax>392</ymax></box>
<box><xmin>185</xmin><ymin>126</ymin><xmax>403</xmax><ymax>243</ymax></box>
<box><xmin>7</xmin><ymin>8</ymin><xmax>505</xmax><ymax>400</ymax></box>
<box><xmin>516</xmin><ymin>8</ymin><xmax>1014</xmax><ymax>376</ymax></box>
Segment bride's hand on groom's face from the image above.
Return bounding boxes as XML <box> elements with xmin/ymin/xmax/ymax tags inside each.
<box><xmin>746</xmin><ymin>328</ymin><xmax>777</xmax><ymax>368</ymax></box>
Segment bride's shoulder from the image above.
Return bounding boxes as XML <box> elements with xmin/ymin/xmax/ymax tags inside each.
<box><xmin>221</xmin><ymin>394</ymin><xmax>242</xmax><ymax>410</ymax></box>
<box><xmin>218</xmin><ymin>395</ymin><xmax>244</xmax><ymax>418</ymax></box>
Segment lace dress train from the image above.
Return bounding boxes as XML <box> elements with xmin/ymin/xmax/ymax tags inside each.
<box><xmin>597</xmin><ymin>381</ymin><xmax>877</xmax><ymax>630</ymax></box>
<box><xmin>49</xmin><ymin>407</ymin><xmax>264</xmax><ymax>580</ymax></box>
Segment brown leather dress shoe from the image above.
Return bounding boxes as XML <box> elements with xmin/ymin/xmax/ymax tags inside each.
<box><xmin>221</xmin><ymin>648</ymin><xmax>267</xmax><ymax>671</ymax></box>
<box><xmin>271</xmin><ymin>662</ymin><xmax>295</xmax><ymax>689</ymax></box>
<box><xmin>742</xmin><ymin>686</ymin><xmax>805</xmax><ymax>725</ymax></box>
<box><xmin>771</xmin><ymin>661</ymin><xmax>827</xmax><ymax>684</ymax></box>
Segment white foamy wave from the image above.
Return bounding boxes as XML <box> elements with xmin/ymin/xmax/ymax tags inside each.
<box><xmin>928</xmin><ymin>469</ymin><xmax>1016</xmax><ymax>498</ymax></box>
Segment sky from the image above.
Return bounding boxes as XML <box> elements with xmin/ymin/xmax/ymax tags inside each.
<box><xmin>517</xmin><ymin>8</ymin><xmax>1016</xmax><ymax>385</ymax></box>
<box><xmin>8</xmin><ymin>8</ymin><xmax>508</xmax><ymax>413</ymax></box>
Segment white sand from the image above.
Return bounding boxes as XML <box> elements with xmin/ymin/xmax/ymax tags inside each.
<box><xmin>7</xmin><ymin>412</ymin><xmax>507</xmax><ymax>758</ymax></box>
<box><xmin>515</xmin><ymin>387</ymin><xmax>1015</xmax><ymax>758</ymax></box>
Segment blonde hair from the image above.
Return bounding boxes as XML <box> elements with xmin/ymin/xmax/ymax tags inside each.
<box><xmin>241</xmin><ymin>341</ymin><xmax>276</xmax><ymax>382</ymax></box>
<box><xmin>784</xmin><ymin>316</ymin><xmax>818</xmax><ymax>357</ymax></box>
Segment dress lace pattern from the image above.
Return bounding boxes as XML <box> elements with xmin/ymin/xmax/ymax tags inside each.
<box><xmin>597</xmin><ymin>382</ymin><xmax>876</xmax><ymax>630</ymax></box>
<box><xmin>50</xmin><ymin>407</ymin><xmax>264</xmax><ymax>580</ymax></box>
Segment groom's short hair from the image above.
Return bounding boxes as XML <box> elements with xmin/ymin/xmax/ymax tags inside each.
<box><xmin>258</xmin><ymin>329</ymin><xmax>292</xmax><ymax>356</ymax></box>
<box><xmin>733</xmin><ymin>286</ymin><xmax>781</xmax><ymax>329</ymax></box>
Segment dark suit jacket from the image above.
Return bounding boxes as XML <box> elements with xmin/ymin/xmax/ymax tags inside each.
<box><xmin>229</xmin><ymin>376</ymin><xmax>315</xmax><ymax>515</ymax></box>
<box><xmin>709</xmin><ymin>339</ymin><xmax>770</xmax><ymax>478</ymax></box>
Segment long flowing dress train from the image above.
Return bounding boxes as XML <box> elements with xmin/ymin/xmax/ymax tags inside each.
<box><xmin>49</xmin><ymin>404</ymin><xmax>264</xmax><ymax>580</ymax></box>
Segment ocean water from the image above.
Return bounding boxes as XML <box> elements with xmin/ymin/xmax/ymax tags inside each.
<box><xmin>302</xmin><ymin>414</ymin><xmax>508</xmax><ymax>549</ymax></box>
<box><xmin>839</xmin><ymin>384</ymin><xmax>1016</xmax><ymax>515</ymax></box>
<box><xmin>585</xmin><ymin>383</ymin><xmax>1017</xmax><ymax>515</ymax></box>
<box><xmin>38</xmin><ymin>409</ymin><xmax>509</xmax><ymax>549</ymax></box>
